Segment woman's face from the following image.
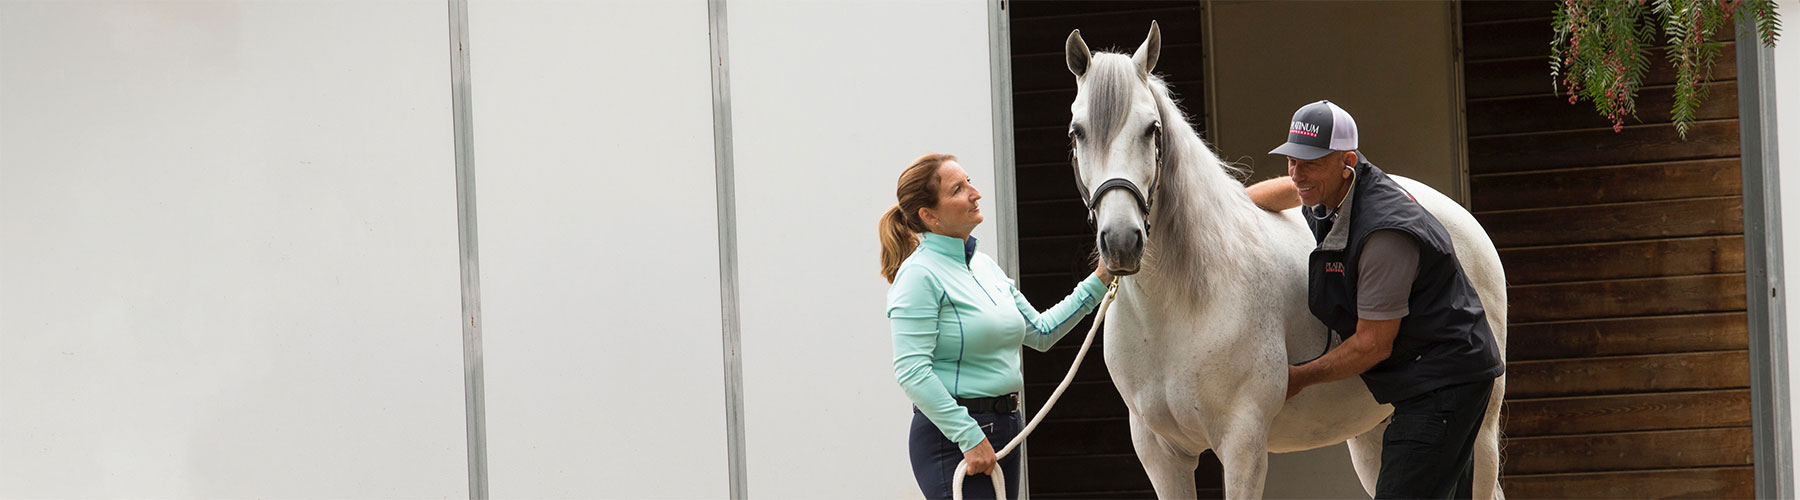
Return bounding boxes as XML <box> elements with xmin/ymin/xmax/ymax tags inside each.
<box><xmin>921</xmin><ymin>160</ymin><xmax>983</xmax><ymax>238</ymax></box>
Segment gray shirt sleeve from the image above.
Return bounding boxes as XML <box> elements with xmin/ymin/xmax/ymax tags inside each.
<box><xmin>1357</xmin><ymin>229</ymin><xmax>1420</xmax><ymax>321</ymax></box>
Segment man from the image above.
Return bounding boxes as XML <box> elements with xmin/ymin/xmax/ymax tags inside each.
<box><xmin>1247</xmin><ymin>100</ymin><xmax>1504</xmax><ymax>499</ymax></box>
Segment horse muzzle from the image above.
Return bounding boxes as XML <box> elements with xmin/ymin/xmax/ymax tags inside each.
<box><xmin>1098</xmin><ymin>226</ymin><xmax>1145</xmax><ymax>276</ymax></box>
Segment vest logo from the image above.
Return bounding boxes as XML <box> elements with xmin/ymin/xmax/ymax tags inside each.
<box><xmin>1324</xmin><ymin>261</ymin><xmax>1345</xmax><ymax>274</ymax></box>
<box><xmin>1290</xmin><ymin>121</ymin><xmax>1320</xmax><ymax>137</ymax></box>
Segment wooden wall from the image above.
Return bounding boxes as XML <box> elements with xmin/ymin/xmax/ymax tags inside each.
<box><xmin>1008</xmin><ymin>1</ymin><xmax>1221</xmax><ymax>498</ymax></box>
<box><xmin>1461</xmin><ymin>1</ymin><xmax>1755</xmax><ymax>497</ymax></box>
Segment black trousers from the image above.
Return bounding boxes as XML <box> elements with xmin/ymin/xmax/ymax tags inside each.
<box><xmin>908</xmin><ymin>409</ymin><xmax>1022</xmax><ymax>500</ymax></box>
<box><xmin>1375</xmin><ymin>378</ymin><xmax>1495</xmax><ymax>499</ymax></box>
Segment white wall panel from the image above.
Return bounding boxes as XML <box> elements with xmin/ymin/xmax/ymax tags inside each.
<box><xmin>727</xmin><ymin>0</ymin><xmax>998</xmax><ymax>497</ymax></box>
<box><xmin>467</xmin><ymin>1</ymin><xmax>728</xmax><ymax>498</ymax></box>
<box><xmin>0</xmin><ymin>1</ymin><xmax>466</xmax><ymax>497</ymax></box>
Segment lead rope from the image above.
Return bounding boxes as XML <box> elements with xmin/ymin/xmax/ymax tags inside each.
<box><xmin>951</xmin><ymin>279</ymin><xmax>1121</xmax><ymax>500</ymax></box>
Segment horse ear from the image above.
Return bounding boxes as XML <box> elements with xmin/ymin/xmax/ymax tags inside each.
<box><xmin>1065</xmin><ymin>29</ymin><xmax>1090</xmax><ymax>78</ymax></box>
<box><xmin>1132</xmin><ymin>21</ymin><xmax>1161</xmax><ymax>79</ymax></box>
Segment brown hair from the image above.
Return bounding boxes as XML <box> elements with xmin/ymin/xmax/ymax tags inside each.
<box><xmin>879</xmin><ymin>153</ymin><xmax>957</xmax><ymax>283</ymax></box>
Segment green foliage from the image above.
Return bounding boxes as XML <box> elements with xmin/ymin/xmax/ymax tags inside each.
<box><xmin>1549</xmin><ymin>0</ymin><xmax>1781</xmax><ymax>137</ymax></box>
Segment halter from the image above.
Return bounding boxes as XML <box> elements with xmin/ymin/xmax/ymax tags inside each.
<box><xmin>1072</xmin><ymin>97</ymin><xmax>1170</xmax><ymax>238</ymax></box>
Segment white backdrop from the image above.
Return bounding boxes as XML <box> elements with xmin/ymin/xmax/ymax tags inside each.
<box><xmin>0</xmin><ymin>1</ymin><xmax>468</xmax><ymax>497</ymax></box>
<box><xmin>727</xmin><ymin>0</ymin><xmax>1000</xmax><ymax>498</ymax></box>
<box><xmin>467</xmin><ymin>0</ymin><xmax>730</xmax><ymax>498</ymax></box>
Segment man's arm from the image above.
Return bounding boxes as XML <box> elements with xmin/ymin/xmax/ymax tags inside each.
<box><xmin>1247</xmin><ymin>176</ymin><xmax>1302</xmax><ymax>212</ymax></box>
<box><xmin>1286</xmin><ymin>317</ymin><xmax>1400</xmax><ymax>398</ymax></box>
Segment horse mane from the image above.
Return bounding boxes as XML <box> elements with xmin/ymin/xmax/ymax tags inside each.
<box><xmin>1084</xmin><ymin>53</ymin><xmax>1268</xmax><ymax>303</ymax></box>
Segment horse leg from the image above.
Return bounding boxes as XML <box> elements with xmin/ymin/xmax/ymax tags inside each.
<box><xmin>1213</xmin><ymin>428</ymin><xmax>1271</xmax><ymax>499</ymax></box>
<box><xmin>1473</xmin><ymin>374</ymin><xmax>1507</xmax><ymax>500</ymax></box>
<box><xmin>1345</xmin><ymin>418</ymin><xmax>1388</xmax><ymax>498</ymax></box>
<box><xmin>1129</xmin><ymin>415</ymin><xmax>1202</xmax><ymax>499</ymax></box>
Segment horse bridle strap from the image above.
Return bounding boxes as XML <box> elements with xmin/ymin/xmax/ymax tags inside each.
<box><xmin>1087</xmin><ymin>177</ymin><xmax>1150</xmax><ymax>215</ymax></box>
<box><xmin>1074</xmin><ymin>114</ymin><xmax>1167</xmax><ymax>236</ymax></box>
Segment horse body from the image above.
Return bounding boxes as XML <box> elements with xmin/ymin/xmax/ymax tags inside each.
<box><xmin>1064</xmin><ymin>23</ymin><xmax>1506</xmax><ymax>499</ymax></box>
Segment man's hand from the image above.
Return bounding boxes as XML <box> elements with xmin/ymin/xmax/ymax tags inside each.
<box><xmin>1285</xmin><ymin>318</ymin><xmax>1401</xmax><ymax>400</ymax></box>
<box><xmin>1247</xmin><ymin>176</ymin><xmax>1302</xmax><ymax>212</ymax></box>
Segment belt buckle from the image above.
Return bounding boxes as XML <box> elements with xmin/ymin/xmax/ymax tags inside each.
<box><xmin>998</xmin><ymin>393</ymin><xmax>1018</xmax><ymax>413</ymax></box>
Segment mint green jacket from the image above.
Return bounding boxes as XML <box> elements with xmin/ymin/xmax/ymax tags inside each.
<box><xmin>887</xmin><ymin>232</ymin><xmax>1108</xmax><ymax>451</ymax></box>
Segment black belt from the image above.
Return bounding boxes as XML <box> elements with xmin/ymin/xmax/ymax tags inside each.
<box><xmin>915</xmin><ymin>393</ymin><xmax>1020</xmax><ymax>414</ymax></box>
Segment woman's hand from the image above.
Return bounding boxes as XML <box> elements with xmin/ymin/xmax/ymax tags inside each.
<box><xmin>1094</xmin><ymin>258</ymin><xmax>1115</xmax><ymax>287</ymax></box>
<box><xmin>963</xmin><ymin>439</ymin><xmax>997</xmax><ymax>475</ymax></box>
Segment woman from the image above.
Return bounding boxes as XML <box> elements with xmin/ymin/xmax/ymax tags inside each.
<box><xmin>879</xmin><ymin>153</ymin><xmax>1112</xmax><ymax>499</ymax></box>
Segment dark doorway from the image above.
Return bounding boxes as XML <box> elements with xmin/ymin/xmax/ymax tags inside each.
<box><xmin>1008</xmin><ymin>1</ymin><xmax>1222</xmax><ymax>498</ymax></box>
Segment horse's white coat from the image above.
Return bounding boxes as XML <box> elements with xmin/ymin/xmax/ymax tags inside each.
<box><xmin>1064</xmin><ymin>24</ymin><xmax>1508</xmax><ymax>499</ymax></box>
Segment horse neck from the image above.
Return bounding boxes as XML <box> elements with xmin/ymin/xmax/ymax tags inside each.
<box><xmin>1134</xmin><ymin>97</ymin><xmax>1267</xmax><ymax>305</ymax></box>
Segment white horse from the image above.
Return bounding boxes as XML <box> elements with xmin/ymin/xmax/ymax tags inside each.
<box><xmin>1061</xmin><ymin>23</ymin><xmax>1507</xmax><ymax>499</ymax></box>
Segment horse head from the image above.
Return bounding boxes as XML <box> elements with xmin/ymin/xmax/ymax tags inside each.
<box><xmin>1066</xmin><ymin>21</ymin><xmax>1163</xmax><ymax>276</ymax></box>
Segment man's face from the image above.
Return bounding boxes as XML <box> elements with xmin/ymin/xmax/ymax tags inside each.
<box><xmin>1286</xmin><ymin>151</ymin><xmax>1353</xmax><ymax>208</ymax></box>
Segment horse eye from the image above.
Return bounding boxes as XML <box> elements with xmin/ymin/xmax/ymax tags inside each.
<box><xmin>1068</xmin><ymin>126</ymin><xmax>1083</xmax><ymax>140</ymax></box>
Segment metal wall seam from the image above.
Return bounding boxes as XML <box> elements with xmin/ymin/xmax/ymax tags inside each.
<box><xmin>707</xmin><ymin>0</ymin><xmax>750</xmax><ymax>498</ymax></box>
<box><xmin>989</xmin><ymin>0</ymin><xmax>1019</xmax><ymax>281</ymax></box>
<box><xmin>1446</xmin><ymin>2</ymin><xmax>1471</xmax><ymax>207</ymax></box>
<box><xmin>446</xmin><ymin>0</ymin><xmax>489</xmax><ymax>498</ymax></box>
<box><xmin>1737</xmin><ymin>17</ymin><xmax>1793</xmax><ymax>500</ymax></box>
<box><xmin>987</xmin><ymin>2</ymin><xmax>1024</xmax><ymax>496</ymax></box>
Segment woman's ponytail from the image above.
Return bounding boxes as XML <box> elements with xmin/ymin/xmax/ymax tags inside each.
<box><xmin>878</xmin><ymin>153</ymin><xmax>956</xmax><ymax>283</ymax></box>
<box><xmin>879</xmin><ymin>204</ymin><xmax>919</xmax><ymax>283</ymax></box>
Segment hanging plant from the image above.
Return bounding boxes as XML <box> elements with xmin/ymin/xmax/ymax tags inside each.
<box><xmin>1550</xmin><ymin>0</ymin><xmax>1781</xmax><ymax>137</ymax></box>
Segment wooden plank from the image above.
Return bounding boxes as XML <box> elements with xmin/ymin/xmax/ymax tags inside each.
<box><xmin>1024</xmin><ymin>380</ymin><xmax>1130</xmax><ymax>419</ymax></box>
<box><xmin>1506</xmin><ymin>350</ymin><xmax>1750</xmax><ymax>399</ymax></box>
<box><xmin>1015</xmin><ymin>79</ymin><xmax>1206</xmax><ymax>129</ymax></box>
<box><xmin>1010</xmin><ymin>6</ymin><xmax>1203</xmax><ymax>57</ymax></box>
<box><xmin>1012</xmin><ymin>42</ymin><xmax>1206</xmax><ymax>94</ymax></box>
<box><xmin>1017</xmin><ymin>161</ymin><xmax>1084</xmax><ymax>203</ymax></box>
<box><xmin>1498</xmin><ymin>236</ymin><xmax>1744</xmax><ymax>285</ymax></box>
<box><xmin>1024</xmin><ymin>337</ymin><xmax>1116</xmax><ymax>384</ymax></box>
<box><xmin>1009</xmin><ymin>0</ymin><xmax>1197</xmax><ymax>21</ymax></box>
<box><xmin>1463</xmin><ymin>17</ymin><xmax>1551</xmax><ymax>61</ymax></box>
<box><xmin>1019</xmin><ymin>235</ymin><xmax>1095</xmax><ymax>276</ymax></box>
<box><xmin>1509</xmin><ymin>312</ymin><xmax>1749</xmax><ymax>361</ymax></box>
<box><xmin>1017</xmin><ymin>126</ymin><xmax>1075</xmax><ymax>166</ymax></box>
<box><xmin>1501</xmin><ymin>466</ymin><xmax>1755</xmax><ymax>499</ymax></box>
<box><xmin>1463</xmin><ymin>42</ymin><xmax>1738</xmax><ymax>99</ymax></box>
<box><xmin>1471</xmin><ymin>159</ymin><xmax>1741</xmax><ymax>211</ymax></box>
<box><xmin>1468</xmin><ymin>81</ymin><xmax>1738</xmax><ymax>137</ymax></box>
<box><xmin>1461</xmin><ymin>0</ymin><xmax>1553</xmax><ymax>24</ymax></box>
<box><xmin>1501</xmin><ymin>427</ymin><xmax>1753</xmax><ymax>475</ymax></box>
<box><xmin>1475</xmin><ymin>196</ymin><xmax>1743</xmax><ymax>248</ymax></box>
<box><xmin>1027</xmin><ymin>452</ymin><xmax>1224</xmax><ymax>493</ymax></box>
<box><xmin>1468</xmin><ymin>120</ymin><xmax>1740</xmax><ymax>174</ymax></box>
<box><xmin>1502</xmin><ymin>389</ymin><xmax>1752</xmax><ymax>437</ymax></box>
<box><xmin>1464</xmin><ymin>14</ymin><xmax>1733</xmax><ymax>62</ymax></box>
<box><xmin>1033</xmin><ymin>490</ymin><xmax>1175</xmax><ymax>500</ymax></box>
<box><xmin>1026</xmin><ymin>418</ymin><xmax>1137</xmax><ymax>457</ymax></box>
<box><xmin>1020</xmin><ymin>199</ymin><xmax>1097</xmax><ymax>238</ymax></box>
<box><xmin>1508</xmin><ymin>274</ymin><xmax>1745</xmax><ymax>323</ymax></box>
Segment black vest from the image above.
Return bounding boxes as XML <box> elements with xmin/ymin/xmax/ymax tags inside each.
<box><xmin>1305</xmin><ymin>160</ymin><xmax>1504</xmax><ymax>404</ymax></box>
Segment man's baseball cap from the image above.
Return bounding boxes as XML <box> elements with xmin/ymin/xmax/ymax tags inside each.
<box><xmin>1269</xmin><ymin>100</ymin><xmax>1358</xmax><ymax>160</ymax></box>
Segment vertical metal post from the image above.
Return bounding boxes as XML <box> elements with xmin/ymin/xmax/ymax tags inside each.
<box><xmin>987</xmin><ymin>2</ymin><xmax>1023</xmax><ymax>495</ymax></box>
<box><xmin>446</xmin><ymin>0</ymin><xmax>489</xmax><ymax>498</ymax></box>
<box><xmin>1737</xmin><ymin>14</ymin><xmax>1792</xmax><ymax>500</ymax></box>
<box><xmin>707</xmin><ymin>0</ymin><xmax>749</xmax><ymax>498</ymax></box>
<box><xmin>1447</xmin><ymin>1</ymin><xmax>1471</xmax><ymax>207</ymax></box>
